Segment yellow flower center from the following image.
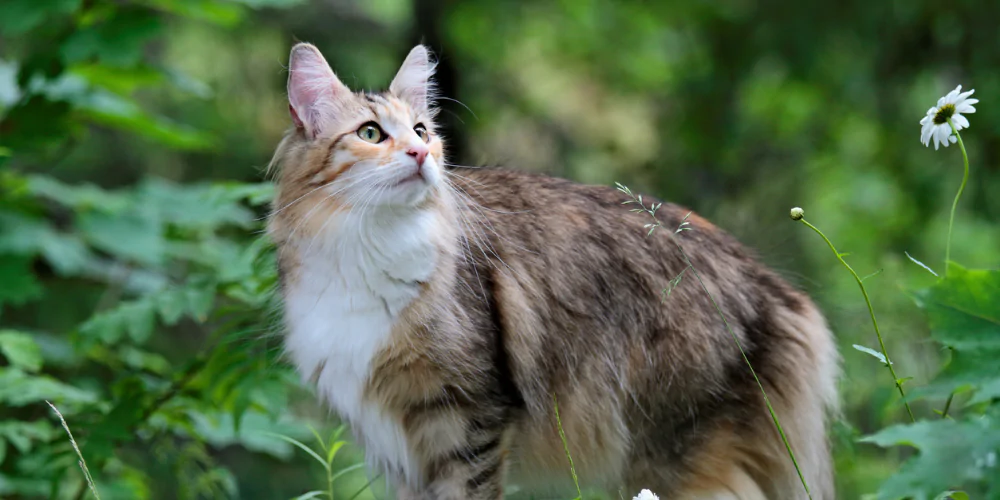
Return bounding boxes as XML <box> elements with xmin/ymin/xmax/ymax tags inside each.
<box><xmin>933</xmin><ymin>103</ymin><xmax>956</xmax><ymax>125</ymax></box>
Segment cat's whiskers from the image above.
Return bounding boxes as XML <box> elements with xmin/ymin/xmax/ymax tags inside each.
<box><xmin>448</xmin><ymin>197</ymin><xmax>489</xmax><ymax>300</ymax></box>
<box><xmin>354</xmin><ymin>181</ymin><xmax>391</xmax><ymax>256</ymax></box>
<box><xmin>443</xmin><ymin>169</ymin><xmax>533</xmax><ymax>215</ymax></box>
<box><xmin>294</xmin><ymin>179</ymin><xmax>391</xmax><ymax>324</ymax></box>
<box><xmin>447</xmin><ymin>187</ymin><xmax>505</xmax><ymax>280</ymax></box>
<box><xmin>284</xmin><ymin>168</ymin><xmax>384</xmax><ymax>246</ymax></box>
<box><xmin>442</xmin><ymin>178</ymin><xmax>534</xmax><ymax>286</ymax></box>
<box><xmin>436</xmin><ymin>96</ymin><xmax>478</xmax><ymax>121</ymax></box>
<box><xmin>443</xmin><ymin>172</ymin><xmax>539</xmax><ymax>263</ymax></box>
<box><xmin>262</xmin><ymin>179</ymin><xmax>335</xmax><ymax>221</ymax></box>
<box><xmin>301</xmin><ymin>174</ymin><xmax>383</xmax><ymax>257</ymax></box>
<box><xmin>445</xmin><ymin>176</ymin><xmax>537</xmax><ymax>255</ymax></box>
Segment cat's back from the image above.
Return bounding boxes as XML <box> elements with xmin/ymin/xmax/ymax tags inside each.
<box><xmin>445</xmin><ymin>166</ymin><xmax>837</xmax><ymax>498</ymax></box>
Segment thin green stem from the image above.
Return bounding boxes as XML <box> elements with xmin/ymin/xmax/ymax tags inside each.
<box><xmin>940</xmin><ymin>391</ymin><xmax>955</xmax><ymax>420</ymax></box>
<box><xmin>798</xmin><ymin>218</ymin><xmax>916</xmax><ymax>423</ymax></box>
<box><xmin>328</xmin><ymin>465</ymin><xmax>334</xmax><ymax>499</ymax></box>
<box><xmin>670</xmin><ymin>241</ymin><xmax>813</xmax><ymax>500</ymax></box>
<box><xmin>944</xmin><ymin>119</ymin><xmax>969</xmax><ymax>279</ymax></box>
<box><xmin>553</xmin><ymin>396</ymin><xmax>582</xmax><ymax>500</ymax></box>
<box><xmin>617</xmin><ymin>185</ymin><xmax>812</xmax><ymax>499</ymax></box>
<box><xmin>347</xmin><ymin>473</ymin><xmax>382</xmax><ymax>500</ymax></box>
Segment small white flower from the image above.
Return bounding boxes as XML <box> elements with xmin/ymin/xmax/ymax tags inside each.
<box><xmin>920</xmin><ymin>85</ymin><xmax>978</xmax><ymax>150</ymax></box>
<box><xmin>633</xmin><ymin>489</ymin><xmax>659</xmax><ymax>500</ymax></box>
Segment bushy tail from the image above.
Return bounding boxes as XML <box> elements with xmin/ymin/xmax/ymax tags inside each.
<box><xmin>763</xmin><ymin>302</ymin><xmax>840</xmax><ymax>499</ymax></box>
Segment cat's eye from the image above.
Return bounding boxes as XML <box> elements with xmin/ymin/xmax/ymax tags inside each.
<box><xmin>414</xmin><ymin>123</ymin><xmax>430</xmax><ymax>143</ymax></box>
<box><xmin>357</xmin><ymin>122</ymin><xmax>385</xmax><ymax>144</ymax></box>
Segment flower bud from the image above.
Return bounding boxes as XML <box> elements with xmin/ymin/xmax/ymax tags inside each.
<box><xmin>790</xmin><ymin>207</ymin><xmax>804</xmax><ymax>221</ymax></box>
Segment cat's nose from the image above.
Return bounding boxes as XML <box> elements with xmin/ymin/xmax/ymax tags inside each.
<box><xmin>406</xmin><ymin>145</ymin><xmax>429</xmax><ymax>166</ymax></box>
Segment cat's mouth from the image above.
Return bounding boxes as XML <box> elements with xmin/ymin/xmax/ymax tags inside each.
<box><xmin>391</xmin><ymin>166</ymin><xmax>426</xmax><ymax>187</ymax></box>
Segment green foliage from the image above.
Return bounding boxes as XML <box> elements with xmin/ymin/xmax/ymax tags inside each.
<box><xmin>913</xmin><ymin>266</ymin><xmax>1000</xmax><ymax>403</ymax></box>
<box><xmin>269</xmin><ymin>425</ymin><xmax>371</xmax><ymax>499</ymax></box>
<box><xmin>863</xmin><ymin>418</ymin><xmax>1000</xmax><ymax>500</ymax></box>
<box><xmin>0</xmin><ymin>1</ymin><xmax>365</xmax><ymax>498</ymax></box>
<box><xmin>857</xmin><ymin>264</ymin><xmax>1000</xmax><ymax>499</ymax></box>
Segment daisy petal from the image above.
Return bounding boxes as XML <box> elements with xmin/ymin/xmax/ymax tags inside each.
<box><xmin>935</xmin><ymin>126</ymin><xmax>951</xmax><ymax>149</ymax></box>
<box><xmin>952</xmin><ymin>114</ymin><xmax>969</xmax><ymax>129</ymax></box>
<box><xmin>956</xmin><ymin>100</ymin><xmax>978</xmax><ymax>114</ymax></box>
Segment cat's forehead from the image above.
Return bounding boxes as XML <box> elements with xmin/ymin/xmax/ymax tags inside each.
<box><xmin>352</xmin><ymin>92</ymin><xmax>426</xmax><ymax>124</ymax></box>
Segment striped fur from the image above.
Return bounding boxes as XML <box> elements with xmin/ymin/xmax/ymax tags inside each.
<box><xmin>267</xmin><ymin>43</ymin><xmax>839</xmax><ymax>499</ymax></box>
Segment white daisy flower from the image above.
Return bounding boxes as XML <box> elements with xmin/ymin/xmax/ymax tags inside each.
<box><xmin>919</xmin><ymin>85</ymin><xmax>978</xmax><ymax>150</ymax></box>
<box><xmin>633</xmin><ymin>489</ymin><xmax>659</xmax><ymax>500</ymax></box>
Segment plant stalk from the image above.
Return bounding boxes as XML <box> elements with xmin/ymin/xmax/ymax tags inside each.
<box><xmin>943</xmin><ymin>119</ymin><xmax>969</xmax><ymax>279</ymax></box>
<box><xmin>940</xmin><ymin>391</ymin><xmax>955</xmax><ymax>420</ymax></box>
<box><xmin>553</xmin><ymin>396</ymin><xmax>583</xmax><ymax>500</ymax></box>
<box><xmin>797</xmin><ymin>218</ymin><xmax>916</xmax><ymax>423</ymax></box>
<box><xmin>670</xmin><ymin>241</ymin><xmax>813</xmax><ymax>499</ymax></box>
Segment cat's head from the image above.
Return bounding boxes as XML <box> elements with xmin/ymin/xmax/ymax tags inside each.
<box><xmin>270</xmin><ymin>43</ymin><xmax>445</xmax><ymax>225</ymax></box>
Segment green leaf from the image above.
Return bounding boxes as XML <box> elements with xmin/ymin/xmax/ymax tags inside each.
<box><xmin>0</xmin><ymin>367</ymin><xmax>97</xmax><ymax>407</ymax></box>
<box><xmin>0</xmin><ymin>254</ymin><xmax>43</xmax><ymax>307</ymax></box>
<box><xmin>188</xmin><ymin>411</ymin><xmax>312</xmax><ymax>460</ymax></box>
<box><xmin>0</xmin><ymin>420</ymin><xmax>56</xmax><ymax>453</ymax></box>
<box><xmin>138</xmin><ymin>0</ymin><xmax>245</xmax><ymax>26</ymax></box>
<box><xmin>263</xmin><ymin>432</ymin><xmax>329</xmax><ymax>472</ymax></box>
<box><xmin>77</xmin><ymin>210</ymin><xmax>165</xmax><ymax>265</ymax></box>
<box><xmin>0</xmin><ymin>330</ymin><xmax>43</xmax><ymax>372</ymax></box>
<box><xmin>913</xmin><ymin>265</ymin><xmax>1000</xmax><ymax>351</ymax></box>
<box><xmin>118</xmin><ymin>346</ymin><xmax>171</xmax><ymax>375</ymax></box>
<box><xmin>330</xmin><ymin>461</ymin><xmax>365</xmax><ymax>483</ymax></box>
<box><xmin>861</xmin><ymin>418</ymin><xmax>1000</xmax><ymax>499</ymax></box>
<box><xmin>60</xmin><ymin>7</ymin><xmax>163</xmax><ymax>67</ymax></box>
<box><xmin>0</xmin><ymin>96</ymin><xmax>77</xmax><ymax>152</ymax></box>
<box><xmin>80</xmin><ymin>298</ymin><xmax>157</xmax><ymax>344</ymax></box>
<box><xmin>71</xmin><ymin>63</ymin><xmax>166</xmax><ymax>95</ymax></box>
<box><xmin>934</xmin><ymin>492</ymin><xmax>969</xmax><ymax>500</ymax></box>
<box><xmin>0</xmin><ymin>211</ymin><xmax>94</xmax><ymax>276</ymax></box>
<box><xmin>77</xmin><ymin>90</ymin><xmax>214</xmax><ymax>150</ymax></box>
<box><xmin>136</xmin><ymin>178</ymin><xmax>255</xmax><ymax>231</ymax></box>
<box><xmin>230</xmin><ymin>0</ymin><xmax>308</xmax><ymax>7</ymax></box>
<box><xmin>0</xmin><ymin>0</ymin><xmax>81</xmax><ymax>36</ymax></box>
<box><xmin>85</xmin><ymin>377</ymin><xmax>150</xmax><ymax>462</ymax></box>
<box><xmin>327</xmin><ymin>440</ymin><xmax>345</xmax><ymax>464</ymax></box>
<box><xmin>852</xmin><ymin>344</ymin><xmax>890</xmax><ymax>366</ymax></box>
<box><xmin>290</xmin><ymin>491</ymin><xmax>327</xmax><ymax>500</ymax></box>
<box><xmin>911</xmin><ymin>265</ymin><xmax>1000</xmax><ymax>402</ymax></box>
<box><xmin>26</xmin><ymin>175</ymin><xmax>128</xmax><ymax>212</ymax></box>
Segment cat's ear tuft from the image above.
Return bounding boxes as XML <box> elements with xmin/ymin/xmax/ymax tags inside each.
<box><xmin>389</xmin><ymin>45</ymin><xmax>436</xmax><ymax>113</ymax></box>
<box><xmin>287</xmin><ymin>43</ymin><xmax>350</xmax><ymax>139</ymax></box>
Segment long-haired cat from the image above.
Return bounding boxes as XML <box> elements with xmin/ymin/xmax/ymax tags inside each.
<box><xmin>267</xmin><ymin>43</ymin><xmax>838</xmax><ymax>500</ymax></box>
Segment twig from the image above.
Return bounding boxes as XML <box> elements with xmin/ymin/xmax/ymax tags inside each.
<box><xmin>792</xmin><ymin>210</ymin><xmax>916</xmax><ymax>423</ymax></box>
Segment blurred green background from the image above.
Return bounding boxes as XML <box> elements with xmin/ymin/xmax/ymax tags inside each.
<box><xmin>2</xmin><ymin>0</ymin><xmax>999</xmax><ymax>498</ymax></box>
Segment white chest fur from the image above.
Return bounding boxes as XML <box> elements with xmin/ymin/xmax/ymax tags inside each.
<box><xmin>281</xmin><ymin>207</ymin><xmax>440</xmax><ymax>482</ymax></box>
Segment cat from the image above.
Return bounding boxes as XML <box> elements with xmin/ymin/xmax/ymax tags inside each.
<box><xmin>266</xmin><ymin>43</ymin><xmax>839</xmax><ymax>500</ymax></box>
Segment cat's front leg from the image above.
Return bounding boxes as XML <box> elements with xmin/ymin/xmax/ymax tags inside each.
<box><xmin>396</xmin><ymin>437</ymin><xmax>507</xmax><ymax>500</ymax></box>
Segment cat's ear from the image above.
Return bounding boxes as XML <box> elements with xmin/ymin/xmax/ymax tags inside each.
<box><xmin>389</xmin><ymin>45</ymin><xmax>436</xmax><ymax>113</ymax></box>
<box><xmin>287</xmin><ymin>43</ymin><xmax>350</xmax><ymax>139</ymax></box>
